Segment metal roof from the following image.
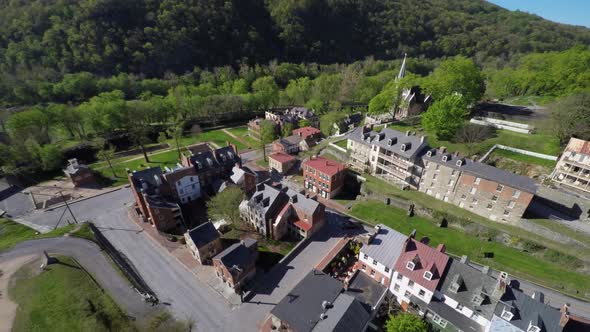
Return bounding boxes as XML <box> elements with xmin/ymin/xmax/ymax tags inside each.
<box><xmin>349</xmin><ymin>127</ymin><xmax>428</xmax><ymax>160</ymax></box>
<box><xmin>312</xmin><ymin>293</ymin><xmax>370</xmax><ymax>332</ymax></box>
<box><xmin>360</xmin><ymin>224</ymin><xmax>407</xmax><ymax>268</ymax></box>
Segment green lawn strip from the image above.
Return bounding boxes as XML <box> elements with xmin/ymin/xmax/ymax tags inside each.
<box><xmin>256</xmin><ymin>158</ymin><xmax>269</xmax><ymax>168</ymax></box>
<box><xmin>334</xmin><ymin>139</ymin><xmax>348</xmax><ymax>149</ymax></box>
<box><xmin>349</xmin><ymin>201</ymin><xmax>590</xmax><ymax>299</ymax></box>
<box><xmin>227</xmin><ymin>126</ymin><xmax>261</xmax><ymax>149</ymax></box>
<box><xmin>69</xmin><ymin>223</ymin><xmax>97</xmax><ymax>243</ymax></box>
<box><xmin>357</xmin><ymin>174</ymin><xmax>590</xmax><ymax>262</ymax></box>
<box><xmin>528</xmin><ymin>218</ymin><xmax>590</xmax><ymax>247</ymax></box>
<box><xmin>321</xmin><ymin>152</ymin><xmax>344</xmax><ymax>162</ymax></box>
<box><xmin>491</xmin><ymin>149</ymin><xmax>557</xmax><ymax>168</ymax></box>
<box><xmin>8</xmin><ymin>255</ymin><xmax>135</xmax><ymax>332</ymax></box>
<box><xmin>0</xmin><ymin>218</ymin><xmax>77</xmax><ymax>252</ymax></box>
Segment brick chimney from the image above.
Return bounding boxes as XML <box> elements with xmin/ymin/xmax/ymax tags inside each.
<box><xmin>436</xmin><ymin>243</ymin><xmax>446</xmax><ymax>253</ymax></box>
<box><xmin>439</xmin><ymin>146</ymin><xmax>447</xmax><ymax>153</ymax></box>
<box><xmin>559</xmin><ymin>304</ymin><xmax>570</xmax><ymax>327</ymax></box>
<box><xmin>420</xmin><ymin>135</ymin><xmax>427</xmax><ymax>143</ymax></box>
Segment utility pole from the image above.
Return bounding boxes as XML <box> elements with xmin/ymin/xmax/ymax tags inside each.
<box><xmin>59</xmin><ymin>191</ymin><xmax>78</xmax><ymax>224</ymax></box>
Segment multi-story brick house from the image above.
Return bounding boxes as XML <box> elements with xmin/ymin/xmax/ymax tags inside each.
<box><xmin>184</xmin><ymin>221</ymin><xmax>223</xmax><ymax>265</ymax></box>
<box><xmin>292</xmin><ymin>126</ymin><xmax>321</xmax><ymax>141</ymax></box>
<box><xmin>390</xmin><ymin>232</ymin><xmax>450</xmax><ymax>311</ymax></box>
<box><xmin>213</xmin><ymin>238</ymin><xmax>258</xmax><ymax>294</ymax></box>
<box><xmin>271</xmin><ymin>135</ymin><xmax>302</xmax><ymax>154</ymax></box>
<box><xmin>347</xmin><ymin>126</ymin><xmax>428</xmax><ymax>188</ymax></box>
<box><xmin>551</xmin><ymin>137</ymin><xmax>590</xmax><ymax>195</ymax></box>
<box><xmin>268</xmin><ymin>152</ymin><xmax>297</xmax><ymax>174</ymax></box>
<box><xmin>355</xmin><ymin>225</ymin><xmax>407</xmax><ymax>287</ymax></box>
<box><xmin>239</xmin><ymin>183</ymin><xmax>325</xmax><ymax>240</ymax></box>
<box><xmin>180</xmin><ymin>143</ymin><xmax>241</xmax><ymax>189</ymax></box>
<box><xmin>420</xmin><ymin>147</ymin><xmax>537</xmax><ymax>222</ymax></box>
<box><xmin>303</xmin><ymin>156</ymin><xmax>346</xmax><ymax>199</ymax></box>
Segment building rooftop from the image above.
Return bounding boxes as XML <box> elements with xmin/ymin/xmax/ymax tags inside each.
<box><xmin>439</xmin><ymin>257</ymin><xmax>500</xmax><ymax>321</ymax></box>
<box><xmin>63</xmin><ymin>158</ymin><xmax>90</xmax><ymax>175</ymax></box>
<box><xmin>213</xmin><ymin>238</ymin><xmax>257</xmax><ymax>274</ymax></box>
<box><xmin>280</xmin><ymin>135</ymin><xmax>303</xmax><ymax>146</ymax></box>
<box><xmin>393</xmin><ymin>236</ymin><xmax>450</xmax><ymax>292</ymax></box>
<box><xmin>129</xmin><ymin>167</ymin><xmax>163</xmax><ymax>193</ymax></box>
<box><xmin>271</xmin><ymin>269</ymin><xmax>369</xmax><ymax>332</ymax></box>
<box><xmin>565</xmin><ymin>137</ymin><xmax>590</xmax><ymax>155</ymax></box>
<box><xmin>422</xmin><ymin>148</ymin><xmax>537</xmax><ymax>193</ymax></box>
<box><xmin>491</xmin><ymin>287</ymin><xmax>564</xmax><ymax>332</ymax></box>
<box><xmin>293</xmin><ymin>126</ymin><xmax>321</xmax><ymax>139</ymax></box>
<box><xmin>186</xmin><ymin>221</ymin><xmax>219</xmax><ymax>248</ymax></box>
<box><xmin>349</xmin><ymin>127</ymin><xmax>428</xmax><ymax>160</ymax></box>
<box><xmin>360</xmin><ymin>225</ymin><xmax>407</xmax><ymax>269</ymax></box>
<box><xmin>269</xmin><ymin>152</ymin><xmax>296</xmax><ymax>164</ymax></box>
<box><xmin>344</xmin><ymin>270</ymin><xmax>388</xmax><ymax>311</ymax></box>
<box><xmin>304</xmin><ymin>156</ymin><xmax>346</xmax><ymax>177</ymax></box>
<box><xmin>428</xmin><ymin>298</ymin><xmax>485</xmax><ymax>332</ymax></box>
<box><xmin>144</xmin><ymin>194</ymin><xmax>179</xmax><ymax>209</ymax></box>
<box><xmin>248</xmin><ymin>183</ymin><xmax>288</xmax><ymax>217</ymax></box>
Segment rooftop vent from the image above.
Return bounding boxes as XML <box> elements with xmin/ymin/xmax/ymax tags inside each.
<box><xmin>460</xmin><ymin>255</ymin><xmax>469</xmax><ymax>264</ymax></box>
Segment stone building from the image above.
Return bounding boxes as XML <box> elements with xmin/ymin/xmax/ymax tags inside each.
<box><xmin>268</xmin><ymin>152</ymin><xmax>297</xmax><ymax>174</ymax></box>
<box><xmin>551</xmin><ymin>137</ymin><xmax>590</xmax><ymax>195</ymax></box>
<box><xmin>420</xmin><ymin>147</ymin><xmax>536</xmax><ymax>222</ymax></box>
<box><xmin>347</xmin><ymin>126</ymin><xmax>428</xmax><ymax>189</ymax></box>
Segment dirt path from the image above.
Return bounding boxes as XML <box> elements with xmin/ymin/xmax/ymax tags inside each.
<box><xmin>0</xmin><ymin>254</ymin><xmax>37</xmax><ymax>332</ymax></box>
<box><xmin>222</xmin><ymin>128</ymin><xmax>249</xmax><ymax>147</ymax></box>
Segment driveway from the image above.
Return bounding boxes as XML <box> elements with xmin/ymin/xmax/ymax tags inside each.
<box><xmin>0</xmin><ymin>237</ymin><xmax>153</xmax><ymax>319</ymax></box>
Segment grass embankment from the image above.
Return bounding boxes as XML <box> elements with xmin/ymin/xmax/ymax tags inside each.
<box><xmin>349</xmin><ymin>200</ymin><xmax>590</xmax><ymax>299</ymax></box>
<box><xmin>9</xmin><ymin>255</ymin><xmax>135</xmax><ymax>332</ymax></box>
<box><xmin>227</xmin><ymin>126</ymin><xmax>260</xmax><ymax>149</ymax></box>
<box><xmin>334</xmin><ymin>139</ymin><xmax>348</xmax><ymax>149</ymax></box>
<box><xmin>0</xmin><ymin>218</ymin><xmax>77</xmax><ymax>251</ymax></box>
<box><xmin>490</xmin><ymin>149</ymin><xmax>557</xmax><ymax>168</ymax></box>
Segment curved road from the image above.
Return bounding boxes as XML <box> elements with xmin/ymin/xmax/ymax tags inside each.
<box><xmin>0</xmin><ymin>237</ymin><xmax>153</xmax><ymax>319</ymax></box>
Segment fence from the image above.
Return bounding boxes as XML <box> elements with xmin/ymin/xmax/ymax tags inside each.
<box><xmin>479</xmin><ymin>144</ymin><xmax>558</xmax><ymax>163</ymax></box>
<box><xmin>470</xmin><ymin>116</ymin><xmax>534</xmax><ymax>134</ymax></box>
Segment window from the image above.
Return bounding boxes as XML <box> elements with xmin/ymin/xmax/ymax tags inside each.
<box><xmin>448</xmin><ymin>179</ymin><xmax>454</xmax><ymax>186</ymax></box>
<box><xmin>406</xmin><ymin>261</ymin><xmax>415</xmax><ymax>270</ymax></box>
<box><xmin>373</xmin><ymin>259</ymin><xmax>378</xmax><ymax>265</ymax></box>
<box><xmin>397</xmin><ymin>274</ymin><xmax>403</xmax><ymax>281</ymax></box>
<box><xmin>507</xmin><ymin>200</ymin><xmax>516</xmax><ymax>209</ymax></box>
<box><xmin>433</xmin><ymin>315</ymin><xmax>448</xmax><ymax>328</ymax></box>
<box><xmin>491</xmin><ymin>195</ymin><xmax>498</xmax><ymax>202</ymax></box>
<box><xmin>361</xmin><ymin>264</ymin><xmax>366</xmax><ymax>271</ymax></box>
<box><xmin>461</xmin><ymin>194</ymin><xmax>467</xmax><ymax>200</ymax></box>
<box><xmin>418</xmin><ymin>289</ymin><xmax>426</xmax><ymax>297</ymax></box>
<box><xmin>496</xmin><ymin>184</ymin><xmax>504</xmax><ymax>192</ymax></box>
<box><xmin>408</xmin><ymin>280</ymin><xmax>415</xmax><ymax>288</ymax></box>
<box><xmin>487</xmin><ymin>203</ymin><xmax>493</xmax><ymax>210</ymax></box>
<box><xmin>363</xmin><ymin>254</ymin><xmax>368</xmax><ymax>259</ymax></box>
<box><xmin>384</xmin><ymin>267</ymin><xmax>390</xmax><ymax>273</ymax></box>
<box><xmin>527</xmin><ymin>325</ymin><xmax>541</xmax><ymax>332</ymax></box>
<box><xmin>451</xmin><ymin>170</ymin><xmax>457</xmax><ymax>176</ymax></box>
<box><xmin>470</xmin><ymin>187</ymin><xmax>477</xmax><ymax>195</ymax></box>
<box><xmin>190</xmin><ymin>177</ymin><xmax>194</xmax><ymax>182</ymax></box>
<box><xmin>513</xmin><ymin>190</ymin><xmax>521</xmax><ymax>198</ymax></box>
<box><xmin>501</xmin><ymin>309</ymin><xmax>514</xmax><ymax>321</ymax></box>
<box><xmin>474</xmin><ymin>177</ymin><xmax>481</xmax><ymax>185</ymax></box>
<box><xmin>394</xmin><ymin>284</ymin><xmax>400</xmax><ymax>292</ymax></box>
<box><xmin>433</xmin><ymin>174</ymin><xmax>438</xmax><ymax>180</ymax></box>
<box><xmin>423</xmin><ymin>271</ymin><xmax>433</xmax><ymax>280</ymax></box>
<box><xmin>503</xmin><ymin>210</ymin><xmax>510</xmax><ymax>216</ymax></box>
<box><xmin>472</xmin><ymin>198</ymin><xmax>478</xmax><ymax>205</ymax></box>
<box><xmin>430</xmin><ymin>182</ymin><xmax>434</xmax><ymax>188</ymax></box>
<box><xmin>472</xmin><ymin>313</ymin><xmax>480</xmax><ymax>320</ymax></box>
<box><xmin>435</xmin><ymin>164</ymin><xmax>440</xmax><ymax>171</ymax></box>
<box><xmin>370</xmin><ymin>270</ymin><xmax>376</xmax><ymax>277</ymax></box>
<box><xmin>404</xmin><ymin>291</ymin><xmax>411</xmax><ymax>298</ymax></box>
<box><xmin>456</xmin><ymin>304</ymin><xmax>464</xmax><ymax>311</ymax></box>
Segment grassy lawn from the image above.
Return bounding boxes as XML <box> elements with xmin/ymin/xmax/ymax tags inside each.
<box><xmin>490</xmin><ymin>149</ymin><xmax>557</xmax><ymax>168</ymax></box>
<box><xmin>256</xmin><ymin>158</ymin><xmax>269</xmax><ymax>168</ymax></box>
<box><xmin>227</xmin><ymin>126</ymin><xmax>260</xmax><ymax>149</ymax></box>
<box><xmin>8</xmin><ymin>255</ymin><xmax>135</xmax><ymax>332</ymax></box>
<box><xmin>349</xmin><ymin>200</ymin><xmax>590</xmax><ymax>299</ymax></box>
<box><xmin>385</xmin><ymin>122</ymin><xmax>560</xmax><ymax>156</ymax></box>
<box><xmin>334</xmin><ymin>139</ymin><xmax>348</xmax><ymax>149</ymax></box>
<box><xmin>0</xmin><ymin>218</ymin><xmax>77</xmax><ymax>252</ymax></box>
<box><xmin>345</xmin><ymin>174</ymin><xmax>590</xmax><ymax>263</ymax></box>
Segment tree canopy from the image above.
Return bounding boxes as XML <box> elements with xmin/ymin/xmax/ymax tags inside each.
<box><xmin>421</xmin><ymin>56</ymin><xmax>484</xmax><ymax>106</ymax></box>
<box><xmin>422</xmin><ymin>94</ymin><xmax>469</xmax><ymax>139</ymax></box>
<box><xmin>385</xmin><ymin>313</ymin><xmax>429</xmax><ymax>332</ymax></box>
<box><xmin>206</xmin><ymin>186</ymin><xmax>245</xmax><ymax>226</ymax></box>
<box><xmin>551</xmin><ymin>92</ymin><xmax>590</xmax><ymax>143</ymax></box>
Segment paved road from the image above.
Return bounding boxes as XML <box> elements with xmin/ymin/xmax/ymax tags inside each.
<box><xmin>0</xmin><ymin>237</ymin><xmax>153</xmax><ymax>319</ymax></box>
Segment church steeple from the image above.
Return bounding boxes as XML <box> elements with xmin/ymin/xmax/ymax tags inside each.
<box><xmin>397</xmin><ymin>53</ymin><xmax>407</xmax><ymax>80</ymax></box>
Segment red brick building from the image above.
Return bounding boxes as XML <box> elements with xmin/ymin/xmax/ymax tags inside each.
<box><xmin>303</xmin><ymin>156</ymin><xmax>346</xmax><ymax>199</ymax></box>
<box><xmin>213</xmin><ymin>238</ymin><xmax>258</xmax><ymax>294</ymax></box>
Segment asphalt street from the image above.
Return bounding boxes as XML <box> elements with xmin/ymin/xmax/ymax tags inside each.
<box><xmin>0</xmin><ymin>237</ymin><xmax>153</xmax><ymax>319</ymax></box>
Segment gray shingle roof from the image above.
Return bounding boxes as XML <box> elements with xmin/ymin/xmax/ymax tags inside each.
<box><xmin>360</xmin><ymin>224</ymin><xmax>407</xmax><ymax>268</ymax></box>
<box><xmin>422</xmin><ymin>149</ymin><xmax>537</xmax><ymax>193</ymax></box>
<box><xmin>270</xmin><ymin>269</ymin><xmax>344</xmax><ymax>332</ymax></box>
<box><xmin>312</xmin><ymin>293</ymin><xmax>370</xmax><ymax>332</ymax></box>
<box><xmin>439</xmin><ymin>258</ymin><xmax>499</xmax><ymax>321</ymax></box>
<box><xmin>428</xmin><ymin>298</ymin><xmax>485</xmax><ymax>332</ymax></box>
<box><xmin>349</xmin><ymin>127</ymin><xmax>428</xmax><ymax>160</ymax></box>
<box><xmin>213</xmin><ymin>238</ymin><xmax>257</xmax><ymax>271</ymax></box>
<box><xmin>285</xmin><ymin>187</ymin><xmax>321</xmax><ymax>216</ymax></box>
<box><xmin>492</xmin><ymin>286</ymin><xmax>564</xmax><ymax>332</ymax></box>
<box><xmin>129</xmin><ymin>167</ymin><xmax>163</xmax><ymax>193</ymax></box>
<box><xmin>186</xmin><ymin>221</ymin><xmax>219</xmax><ymax>248</ymax></box>
<box><xmin>248</xmin><ymin>184</ymin><xmax>321</xmax><ymax>219</ymax></box>
<box><xmin>281</xmin><ymin>135</ymin><xmax>303</xmax><ymax>146</ymax></box>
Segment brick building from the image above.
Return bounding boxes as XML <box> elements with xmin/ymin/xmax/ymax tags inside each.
<box><xmin>180</xmin><ymin>143</ymin><xmax>241</xmax><ymax>189</ymax></box>
<box><xmin>161</xmin><ymin>165</ymin><xmax>200</xmax><ymax>204</ymax></box>
<box><xmin>213</xmin><ymin>238</ymin><xmax>258</xmax><ymax>294</ymax></box>
<box><xmin>303</xmin><ymin>156</ymin><xmax>346</xmax><ymax>199</ymax></box>
<box><xmin>63</xmin><ymin>158</ymin><xmax>95</xmax><ymax>187</ymax></box>
<box><xmin>420</xmin><ymin>147</ymin><xmax>536</xmax><ymax>222</ymax></box>
<box><xmin>239</xmin><ymin>183</ymin><xmax>325</xmax><ymax>240</ymax></box>
<box><xmin>551</xmin><ymin>137</ymin><xmax>590</xmax><ymax>194</ymax></box>
<box><xmin>268</xmin><ymin>152</ymin><xmax>297</xmax><ymax>174</ymax></box>
<box><xmin>184</xmin><ymin>221</ymin><xmax>223</xmax><ymax>264</ymax></box>
<box><xmin>347</xmin><ymin>126</ymin><xmax>428</xmax><ymax>189</ymax></box>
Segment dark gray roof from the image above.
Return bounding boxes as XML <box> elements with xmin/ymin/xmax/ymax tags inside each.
<box><xmin>145</xmin><ymin>194</ymin><xmax>179</xmax><ymax>209</ymax></box>
<box><xmin>215</xmin><ymin>145</ymin><xmax>240</xmax><ymax>167</ymax></box>
<box><xmin>186</xmin><ymin>222</ymin><xmax>219</xmax><ymax>248</ymax></box>
<box><xmin>189</xmin><ymin>150</ymin><xmax>219</xmax><ymax>171</ymax></box>
<box><xmin>439</xmin><ymin>258</ymin><xmax>499</xmax><ymax>320</ymax></box>
<box><xmin>281</xmin><ymin>135</ymin><xmax>303</xmax><ymax>146</ymax></box>
<box><xmin>349</xmin><ymin>127</ymin><xmax>427</xmax><ymax>160</ymax></box>
<box><xmin>213</xmin><ymin>238</ymin><xmax>257</xmax><ymax>271</ymax></box>
<box><xmin>248</xmin><ymin>184</ymin><xmax>288</xmax><ymax>218</ymax></box>
<box><xmin>360</xmin><ymin>225</ymin><xmax>407</xmax><ymax>268</ymax></box>
<box><xmin>423</xmin><ymin>148</ymin><xmax>537</xmax><ymax>193</ymax></box>
<box><xmin>344</xmin><ymin>270</ymin><xmax>388</xmax><ymax>311</ymax></box>
<box><xmin>271</xmin><ymin>269</ymin><xmax>343</xmax><ymax>332</ymax></box>
<box><xmin>285</xmin><ymin>187</ymin><xmax>321</xmax><ymax>216</ymax></box>
<box><xmin>492</xmin><ymin>286</ymin><xmax>564</xmax><ymax>332</ymax></box>
<box><xmin>129</xmin><ymin>167</ymin><xmax>163</xmax><ymax>193</ymax></box>
<box><xmin>312</xmin><ymin>293</ymin><xmax>370</xmax><ymax>332</ymax></box>
<box><xmin>428</xmin><ymin>298</ymin><xmax>485</xmax><ymax>332</ymax></box>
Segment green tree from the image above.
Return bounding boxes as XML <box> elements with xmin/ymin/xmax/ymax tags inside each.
<box><xmin>320</xmin><ymin>111</ymin><xmax>347</xmax><ymax>136</ymax></box>
<box><xmin>95</xmin><ymin>138</ymin><xmax>117</xmax><ymax>178</ymax></box>
<box><xmin>282</xmin><ymin>122</ymin><xmax>295</xmax><ymax>137</ymax></box>
<box><xmin>422</xmin><ymin>56</ymin><xmax>484</xmax><ymax>106</ymax></box>
<box><xmin>385</xmin><ymin>313</ymin><xmax>428</xmax><ymax>332</ymax></box>
<box><xmin>38</xmin><ymin>144</ymin><xmax>63</xmax><ymax>171</ymax></box>
<box><xmin>6</xmin><ymin>107</ymin><xmax>53</xmax><ymax>144</ymax></box>
<box><xmin>252</xmin><ymin>76</ymin><xmax>279</xmax><ymax>110</ymax></box>
<box><xmin>167</xmin><ymin>120</ymin><xmax>185</xmax><ymax>160</ymax></box>
<box><xmin>207</xmin><ymin>186</ymin><xmax>245</xmax><ymax>226</ymax></box>
<box><xmin>421</xmin><ymin>94</ymin><xmax>468</xmax><ymax>139</ymax></box>
<box><xmin>260</xmin><ymin>120</ymin><xmax>278</xmax><ymax>160</ymax></box>
<box><xmin>284</xmin><ymin>77</ymin><xmax>313</xmax><ymax>104</ymax></box>
<box><xmin>551</xmin><ymin>92</ymin><xmax>590</xmax><ymax>143</ymax></box>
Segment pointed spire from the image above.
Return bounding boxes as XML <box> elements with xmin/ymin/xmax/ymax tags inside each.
<box><xmin>397</xmin><ymin>53</ymin><xmax>407</xmax><ymax>80</ymax></box>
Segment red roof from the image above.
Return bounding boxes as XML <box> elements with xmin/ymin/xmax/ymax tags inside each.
<box><xmin>269</xmin><ymin>152</ymin><xmax>296</xmax><ymax>164</ymax></box>
<box><xmin>393</xmin><ymin>238</ymin><xmax>450</xmax><ymax>292</ymax></box>
<box><xmin>294</xmin><ymin>220</ymin><xmax>312</xmax><ymax>231</ymax></box>
<box><xmin>304</xmin><ymin>156</ymin><xmax>346</xmax><ymax>176</ymax></box>
<box><xmin>292</xmin><ymin>126</ymin><xmax>321</xmax><ymax>139</ymax></box>
<box><xmin>566</xmin><ymin>137</ymin><xmax>590</xmax><ymax>155</ymax></box>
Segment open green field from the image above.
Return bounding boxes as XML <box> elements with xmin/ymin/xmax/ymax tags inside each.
<box><xmin>490</xmin><ymin>148</ymin><xmax>557</xmax><ymax>168</ymax></box>
<box><xmin>227</xmin><ymin>126</ymin><xmax>260</xmax><ymax>149</ymax></box>
<box><xmin>0</xmin><ymin>218</ymin><xmax>77</xmax><ymax>251</ymax></box>
<box><xmin>348</xmin><ymin>200</ymin><xmax>590</xmax><ymax>299</ymax></box>
<box><xmin>9</xmin><ymin>256</ymin><xmax>135</xmax><ymax>332</ymax></box>
<box><xmin>385</xmin><ymin>123</ymin><xmax>561</xmax><ymax>157</ymax></box>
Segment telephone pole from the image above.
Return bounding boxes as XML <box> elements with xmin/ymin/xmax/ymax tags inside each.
<box><xmin>59</xmin><ymin>191</ymin><xmax>78</xmax><ymax>224</ymax></box>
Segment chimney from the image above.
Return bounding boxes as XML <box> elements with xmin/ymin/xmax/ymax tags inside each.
<box><xmin>532</xmin><ymin>291</ymin><xmax>545</xmax><ymax>303</ymax></box>
<box><xmin>420</xmin><ymin>236</ymin><xmax>429</xmax><ymax>245</ymax></box>
<box><xmin>559</xmin><ymin>304</ymin><xmax>570</xmax><ymax>327</ymax></box>
<box><xmin>460</xmin><ymin>255</ymin><xmax>469</xmax><ymax>264</ymax></box>
<box><xmin>409</xmin><ymin>229</ymin><xmax>417</xmax><ymax>239</ymax></box>
<box><xmin>420</xmin><ymin>135</ymin><xmax>427</xmax><ymax>143</ymax></box>
<box><xmin>405</xmin><ymin>130</ymin><xmax>410</xmax><ymax>136</ymax></box>
<box><xmin>440</xmin><ymin>146</ymin><xmax>447</xmax><ymax>153</ymax></box>
<box><xmin>481</xmin><ymin>266</ymin><xmax>490</xmax><ymax>275</ymax></box>
<box><xmin>436</xmin><ymin>243</ymin><xmax>446</xmax><ymax>253</ymax></box>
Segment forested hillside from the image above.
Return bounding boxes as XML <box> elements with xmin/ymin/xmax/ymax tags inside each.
<box><xmin>1</xmin><ymin>0</ymin><xmax>589</xmax><ymax>104</ymax></box>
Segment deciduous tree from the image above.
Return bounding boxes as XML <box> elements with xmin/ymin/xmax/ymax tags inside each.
<box><xmin>385</xmin><ymin>313</ymin><xmax>428</xmax><ymax>332</ymax></box>
<box><xmin>422</xmin><ymin>94</ymin><xmax>468</xmax><ymax>139</ymax></box>
<box><xmin>207</xmin><ymin>186</ymin><xmax>245</xmax><ymax>226</ymax></box>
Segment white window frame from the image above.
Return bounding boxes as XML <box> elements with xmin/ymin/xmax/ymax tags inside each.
<box><xmin>513</xmin><ymin>190</ymin><xmax>521</xmax><ymax>198</ymax></box>
<box><xmin>474</xmin><ymin>177</ymin><xmax>481</xmax><ymax>185</ymax></box>
<box><xmin>406</xmin><ymin>261</ymin><xmax>415</xmax><ymax>271</ymax></box>
<box><xmin>501</xmin><ymin>309</ymin><xmax>514</xmax><ymax>321</ymax></box>
<box><xmin>423</xmin><ymin>271</ymin><xmax>433</xmax><ymax>280</ymax></box>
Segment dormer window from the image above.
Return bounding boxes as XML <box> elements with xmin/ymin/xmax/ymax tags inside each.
<box><xmin>424</xmin><ymin>271</ymin><xmax>433</xmax><ymax>280</ymax></box>
<box><xmin>442</xmin><ymin>155</ymin><xmax>448</xmax><ymax>162</ymax></box>
<box><xmin>456</xmin><ymin>159</ymin><xmax>463</xmax><ymax>166</ymax></box>
<box><xmin>400</xmin><ymin>144</ymin><xmax>407</xmax><ymax>152</ymax></box>
<box><xmin>387</xmin><ymin>139</ymin><xmax>392</xmax><ymax>145</ymax></box>
<box><xmin>426</xmin><ymin>150</ymin><xmax>432</xmax><ymax>157</ymax></box>
<box><xmin>527</xmin><ymin>324</ymin><xmax>541</xmax><ymax>332</ymax></box>
<box><xmin>501</xmin><ymin>309</ymin><xmax>514</xmax><ymax>321</ymax></box>
<box><xmin>406</xmin><ymin>261</ymin><xmax>415</xmax><ymax>271</ymax></box>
